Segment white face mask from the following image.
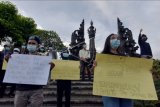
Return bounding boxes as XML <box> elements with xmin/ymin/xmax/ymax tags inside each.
<box><xmin>27</xmin><ymin>44</ymin><xmax>37</xmax><ymax>53</ymax></box>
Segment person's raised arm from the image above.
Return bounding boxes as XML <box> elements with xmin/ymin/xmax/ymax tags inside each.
<box><xmin>138</xmin><ymin>29</ymin><xmax>143</xmax><ymax>45</ymax></box>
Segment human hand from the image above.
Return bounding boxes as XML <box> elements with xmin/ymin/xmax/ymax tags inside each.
<box><xmin>81</xmin><ymin>57</ymin><xmax>86</xmax><ymax>62</ymax></box>
<box><xmin>49</xmin><ymin>62</ymin><xmax>55</xmax><ymax>70</ymax></box>
<box><xmin>93</xmin><ymin>60</ymin><xmax>97</xmax><ymax>67</ymax></box>
<box><xmin>5</xmin><ymin>54</ymin><xmax>11</xmax><ymax>62</ymax></box>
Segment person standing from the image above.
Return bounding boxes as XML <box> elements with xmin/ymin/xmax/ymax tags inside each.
<box><xmin>48</xmin><ymin>47</ymin><xmax>57</xmax><ymax>59</ymax></box>
<box><xmin>7</xmin><ymin>48</ymin><xmax>21</xmax><ymax>98</ymax></box>
<box><xmin>13</xmin><ymin>36</ymin><xmax>55</xmax><ymax>107</ymax></box>
<box><xmin>138</xmin><ymin>29</ymin><xmax>152</xmax><ymax>58</ymax></box>
<box><xmin>56</xmin><ymin>49</ymin><xmax>71</xmax><ymax>107</ymax></box>
<box><xmin>0</xmin><ymin>50</ymin><xmax>5</xmax><ymax>98</ymax></box>
<box><xmin>94</xmin><ymin>34</ymin><xmax>133</xmax><ymax>107</ymax></box>
<box><xmin>79</xmin><ymin>43</ymin><xmax>91</xmax><ymax>80</ymax></box>
<box><xmin>0</xmin><ymin>43</ymin><xmax>11</xmax><ymax>98</ymax></box>
<box><xmin>47</xmin><ymin>47</ymin><xmax>57</xmax><ymax>82</ymax></box>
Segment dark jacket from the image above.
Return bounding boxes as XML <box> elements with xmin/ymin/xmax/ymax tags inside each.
<box><xmin>0</xmin><ymin>52</ymin><xmax>4</xmax><ymax>71</ymax></box>
<box><xmin>138</xmin><ymin>34</ymin><xmax>152</xmax><ymax>56</ymax></box>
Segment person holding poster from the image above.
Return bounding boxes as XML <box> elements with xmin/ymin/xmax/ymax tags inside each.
<box><xmin>0</xmin><ymin>43</ymin><xmax>11</xmax><ymax>98</ymax></box>
<box><xmin>56</xmin><ymin>49</ymin><xmax>71</xmax><ymax>107</ymax></box>
<box><xmin>12</xmin><ymin>36</ymin><xmax>55</xmax><ymax>107</ymax></box>
<box><xmin>94</xmin><ymin>34</ymin><xmax>133</xmax><ymax>107</ymax></box>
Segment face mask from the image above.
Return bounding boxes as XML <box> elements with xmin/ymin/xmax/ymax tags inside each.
<box><xmin>110</xmin><ymin>39</ymin><xmax>120</xmax><ymax>49</ymax></box>
<box><xmin>40</xmin><ymin>49</ymin><xmax>44</xmax><ymax>52</ymax></box>
<box><xmin>63</xmin><ymin>53</ymin><xmax>69</xmax><ymax>57</ymax></box>
<box><xmin>27</xmin><ymin>44</ymin><xmax>37</xmax><ymax>53</ymax></box>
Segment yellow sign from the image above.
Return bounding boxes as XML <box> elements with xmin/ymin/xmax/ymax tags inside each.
<box><xmin>51</xmin><ymin>60</ymin><xmax>80</xmax><ymax>80</ymax></box>
<box><xmin>93</xmin><ymin>54</ymin><xmax>158</xmax><ymax>100</ymax></box>
<box><xmin>2</xmin><ymin>59</ymin><xmax>7</xmax><ymax>70</ymax></box>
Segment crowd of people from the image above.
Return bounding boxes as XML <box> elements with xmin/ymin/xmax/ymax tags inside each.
<box><xmin>0</xmin><ymin>28</ymin><xmax>153</xmax><ymax>107</ymax></box>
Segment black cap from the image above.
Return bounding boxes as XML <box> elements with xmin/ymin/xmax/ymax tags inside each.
<box><xmin>28</xmin><ymin>35</ymin><xmax>41</xmax><ymax>44</ymax></box>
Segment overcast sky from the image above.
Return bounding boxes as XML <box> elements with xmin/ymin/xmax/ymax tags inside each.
<box><xmin>7</xmin><ymin>0</ymin><xmax>160</xmax><ymax>59</ymax></box>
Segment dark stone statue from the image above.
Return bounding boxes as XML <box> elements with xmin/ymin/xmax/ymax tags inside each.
<box><xmin>69</xmin><ymin>20</ymin><xmax>85</xmax><ymax>60</ymax></box>
<box><xmin>71</xmin><ymin>30</ymin><xmax>78</xmax><ymax>46</ymax></box>
<box><xmin>88</xmin><ymin>21</ymin><xmax>96</xmax><ymax>39</ymax></box>
<box><xmin>88</xmin><ymin>21</ymin><xmax>96</xmax><ymax>61</ymax></box>
<box><xmin>117</xmin><ymin>18</ymin><xmax>139</xmax><ymax>57</ymax></box>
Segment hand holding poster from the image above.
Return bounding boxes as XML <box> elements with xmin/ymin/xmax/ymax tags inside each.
<box><xmin>51</xmin><ymin>60</ymin><xmax>80</xmax><ymax>80</ymax></box>
<box><xmin>93</xmin><ymin>54</ymin><xmax>158</xmax><ymax>100</ymax></box>
<box><xmin>3</xmin><ymin>54</ymin><xmax>52</xmax><ymax>85</ymax></box>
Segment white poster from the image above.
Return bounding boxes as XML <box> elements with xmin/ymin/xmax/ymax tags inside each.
<box><xmin>3</xmin><ymin>54</ymin><xmax>52</xmax><ymax>85</ymax></box>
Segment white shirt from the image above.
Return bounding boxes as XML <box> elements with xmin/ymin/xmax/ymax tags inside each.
<box><xmin>79</xmin><ymin>49</ymin><xmax>90</xmax><ymax>59</ymax></box>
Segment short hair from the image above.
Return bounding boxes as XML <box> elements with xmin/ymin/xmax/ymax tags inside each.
<box><xmin>28</xmin><ymin>35</ymin><xmax>41</xmax><ymax>44</ymax></box>
<box><xmin>141</xmin><ymin>34</ymin><xmax>147</xmax><ymax>38</ymax></box>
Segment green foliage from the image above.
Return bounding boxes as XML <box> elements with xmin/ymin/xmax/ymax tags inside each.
<box><xmin>35</xmin><ymin>29</ymin><xmax>65</xmax><ymax>50</ymax></box>
<box><xmin>0</xmin><ymin>1</ymin><xmax>65</xmax><ymax>51</ymax></box>
<box><xmin>0</xmin><ymin>1</ymin><xmax>37</xmax><ymax>44</ymax></box>
<box><xmin>153</xmin><ymin>59</ymin><xmax>160</xmax><ymax>73</ymax></box>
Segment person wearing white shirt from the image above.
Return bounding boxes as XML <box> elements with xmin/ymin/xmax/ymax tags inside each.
<box><xmin>79</xmin><ymin>43</ymin><xmax>91</xmax><ymax>81</ymax></box>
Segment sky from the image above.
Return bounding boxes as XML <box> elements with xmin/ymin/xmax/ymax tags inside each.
<box><xmin>2</xmin><ymin>0</ymin><xmax>160</xmax><ymax>59</ymax></box>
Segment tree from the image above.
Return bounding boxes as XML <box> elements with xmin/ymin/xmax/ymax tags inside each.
<box><xmin>0</xmin><ymin>1</ymin><xmax>65</xmax><ymax>51</ymax></box>
<box><xmin>0</xmin><ymin>1</ymin><xmax>37</xmax><ymax>44</ymax></box>
<box><xmin>0</xmin><ymin>1</ymin><xmax>20</xmax><ymax>42</ymax></box>
<box><xmin>15</xmin><ymin>15</ymin><xmax>37</xmax><ymax>42</ymax></box>
<box><xmin>35</xmin><ymin>29</ymin><xmax>66</xmax><ymax>50</ymax></box>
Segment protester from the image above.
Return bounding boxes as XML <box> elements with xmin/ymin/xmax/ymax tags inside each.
<box><xmin>93</xmin><ymin>34</ymin><xmax>133</xmax><ymax>107</ymax></box>
<box><xmin>8</xmin><ymin>36</ymin><xmax>55</xmax><ymax>107</ymax></box>
<box><xmin>39</xmin><ymin>46</ymin><xmax>46</xmax><ymax>56</ymax></box>
<box><xmin>56</xmin><ymin>49</ymin><xmax>71</xmax><ymax>107</ymax></box>
<box><xmin>21</xmin><ymin>43</ymin><xmax>27</xmax><ymax>54</ymax></box>
<box><xmin>79</xmin><ymin>43</ymin><xmax>91</xmax><ymax>80</ymax></box>
<box><xmin>47</xmin><ymin>47</ymin><xmax>57</xmax><ymax>59</ymax></box>
<box><xmin>0</xmin><ymin>50</ymin><xmax>5</xmax><ymax>98</ymax></box>
<box><xmin>0</xmin><ymin>43</ymin><xmax>11</xmax><ymax>98</ymax></box>
<box><xmin>3</xmin><ymin>43</ymin><xmax>11</xmax><ymax>55</ymax></box>
<box><xmin>7</xmin><ymin>48</ymin><xmax>21</xmax><ymax>98</ymax></box>
<box><xmin>138</xmin><ymin>29</ymin><xmax>152</xmax><ymax>59</ymax></box>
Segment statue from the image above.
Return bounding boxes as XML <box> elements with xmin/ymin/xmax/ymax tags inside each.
<box><xmin>69</xmin><ymin>20</ymin><xmax>85</xmax><ymax>60</ymax></box>
<box><xmin>88</xmin><ymin>21</ymin><xmax>96</xmax><ymax>38</ymax></box>
<box><xmin>71</xmin><ymin>30</ymin><xmax>78</xmax><ymax>46</ymax></box>
<box><xmin>88</xmin><ymin>21</ymin><xmax>96</xmax><ymax>61</ymax></box>
<box><xmin>117</xmin><ymin>18</ymin><xmax>139</xmax><ymax>57</ymax></box>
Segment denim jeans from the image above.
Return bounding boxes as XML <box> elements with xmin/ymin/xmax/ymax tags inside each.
<box><xmin>102</xmin><ymin>96</ymin><xmax>133</xmax><ymax>107</ymax></box>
